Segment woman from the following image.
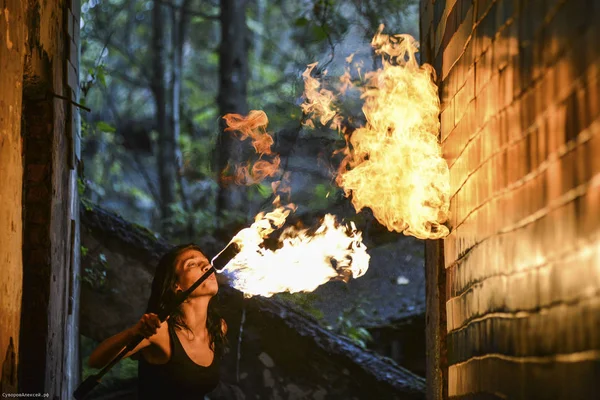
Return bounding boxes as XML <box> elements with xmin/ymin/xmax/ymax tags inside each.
<box><xmin>88</xmin><ymin>244</ymin><xmax>227</xmax><ymax>399</ymax></box>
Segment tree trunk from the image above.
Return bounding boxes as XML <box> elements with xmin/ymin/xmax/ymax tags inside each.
<box><xmin>170</xmin><ymin>0</ymin><xmax>194</xmax><ymax>239</ymax></box>
<box><xmin>216</xmin><ymin>0</ymin><xmax>249</xmax><ymax>224</ymax></box>
<box><xmin>252</xmin><ymin>0</ymin><xmax>266</xmax><ymax>80</ymax></box>
<box><xmin>152</xmin><ymin>0</ymin><xmax>176</xmax><ymax>233</ymax></box>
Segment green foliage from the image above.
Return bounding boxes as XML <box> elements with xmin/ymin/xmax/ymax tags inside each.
<box><xmin>82</xmin><ymin>253</ymin><xmax>108</xmax><ymax>291</ymax></box>
<box><xmin>276</xmin><ymin>291</ymin><xmax>372</xmax><ymax>348</ymax></box>
<box><xmin>337</xmin><ymin>323</ymin><xmax>373</xmax><ymax>349</ymax></box>
<box><xmin>294</xmin><ymin>17</ymin><xmax>309</xmax><ymax>27</ymax></box>
<box><xmin>77</xmin><ymin>178</ymin><xmax>86</xmax><ymax>196</ymax></box>
<box><xmin>180</xmin><ymin>136</ymin><xmax>216</xmax><ymax>180</ymax></box>
<box><xmin>80</xmin><ymin>334</ymin><xmax>138</xmax><ymax>383</ymax></box>
<box><xmin>307</xmin><ymin>183</ymin><xmax>340</xmax><ymax>210</ymax></box>
<box><xmin>219</xmin><ymin>209</ymin><xmax>248</xmax><ymax>229</ymax></box>
<box><xmin>247</xmin><ymin>182</ymin><xmax>273</xmax><ymax>201</ymax></box>
<box><xmin>81</xmin><ymin>197</ymin><xmax>94</xmax><ymax>211</ymax></box>
<box><xmin>311</xmin><ymin>25</ymin><xmax>330</xmax><ymax>42</ymax></box>
<box><xmin>95</xmin><ymin>121</ymin><xmax>116</xmax><ymax>133</ymax></box>
<box><xmin>276</xmin><ymin>292</ymin><xmax>325</xmax><ymax>321</ymax></box>
<box><xmin>333</xmin><ymin>303</ymin><xmax>373</xmax><ymax>349</ymax></box>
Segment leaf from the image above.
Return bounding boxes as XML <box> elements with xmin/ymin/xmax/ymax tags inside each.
<box><xmin>294</xmin><ymin>17</ymin><xmax>309</xmax><ymax>27</ymax></box>
<box><xmin>255</xmin><ymin>183</ymin><xmax>272</xmax><ymax>199</ymax></box>
<box><xmin>246</xmin><ymin>18</ymin><xmax>264</xmax><ymax>35</ymax></box>
<box><xmin>311</xmin><ymin>25</ymin><xmax>329</xmax><ymax>42</ymax></box>
<box><xmin>314</xmin><ymin>183</ymin><xmax>328</xmax><ymax>198</ymax></box>
<box><xmin>77</xmin><ymin>178</ymin><xmax>86</xmax><ymax>196</ymax></box>
<box><xmin>97</xmin><ymin>68</ymin><xmax>106</xmax><ymax>87</ymax></box>
<box><xmin>96</xmin><ymin>121</ymin><xmax>116</xmax><ymax>133</ymax></box>
<box><xmin>308</xmin><ymin>308</ymin><xmax>324</xmax><ymax>320</ymax></box>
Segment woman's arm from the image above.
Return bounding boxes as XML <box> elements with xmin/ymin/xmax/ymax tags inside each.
<box><xmin>88</xmin><ymin>313</ymin><xmax>161</xmax><ymax>369</ymax></box>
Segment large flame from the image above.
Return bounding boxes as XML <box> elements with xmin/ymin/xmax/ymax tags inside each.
<box><xmin>302</xmin><ymin>26</ymin><xmax>450</xmax><ymax>239</ymax></box>
<box><xmin>221</xmin><ymin>213</ymin><xmax>370</xmax><ymax>297</ymax></box>
<box><xmin>218</xmin><ymin>110</ymin><xmax>370</xmax><ymax>297</ymax></box>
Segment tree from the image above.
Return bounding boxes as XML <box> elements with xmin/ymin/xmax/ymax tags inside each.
<box><xmin>216</xmin><ymin>0</ymin><xmax>250</xmax><ymax>224</ymax></box>
<box><xmin>152</xmin><ymin>0</ymin><xmax>177</xmax><ymax>233</ymax></box>
<box><xmin>170</xmin><ymin>0</ymin><xmax>194</xmax><ymax>238</ymax></box>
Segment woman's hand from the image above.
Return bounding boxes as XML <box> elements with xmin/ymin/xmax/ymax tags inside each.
<box><xmin>132</xmin><ymin>313</ymin><xmax>162</xmax><ymax>339</ymax></box>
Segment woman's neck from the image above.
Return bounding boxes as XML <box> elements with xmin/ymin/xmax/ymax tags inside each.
<box><xmin>180</xmin><ymin>296</ymin><xmax>210</xmax><ymax>336</ymax></box>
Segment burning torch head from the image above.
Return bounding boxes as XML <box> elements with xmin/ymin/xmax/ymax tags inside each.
<box><xmin>211</xmin><ymin>241</ymin><xmax>241</xmax><ymax>270</ymax></box>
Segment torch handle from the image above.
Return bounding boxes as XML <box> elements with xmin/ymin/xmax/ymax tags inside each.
<box><xmin>73</xmin><ymin>267</ymin><xmax>216</xmax><ymax>399</ymax></box>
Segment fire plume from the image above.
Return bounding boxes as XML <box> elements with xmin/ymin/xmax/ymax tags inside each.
<box><xmin>219</xmin><ymin>109</ymin><xmax>371</xmax><ymax>297</ymax></box>
<box><xmin>302</xmin><ymin>26</ymin><xmax>450</xmax><ymax>239</ymax></box>
<box><xmin>220</xmin><ymin>213</ymin><xmax>370</xmax><ymax>297</ymax></box>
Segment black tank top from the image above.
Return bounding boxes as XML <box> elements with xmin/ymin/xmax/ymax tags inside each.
<box><xmin>137</xmin><ymin>324</ymin><xmax>220</xmax><ymax>399</ymax></box>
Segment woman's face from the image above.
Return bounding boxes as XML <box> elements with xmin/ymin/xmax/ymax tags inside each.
<box><xmin>174</xmin><ymin>249</ymin><xmax>218</xmax><ymax>297</ymax></box>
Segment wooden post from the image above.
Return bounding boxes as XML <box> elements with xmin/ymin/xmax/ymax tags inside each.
<box><xmin>425</xmin><ymin>239</ymin><xmax>447</xmax><ymax>400</ymax></box>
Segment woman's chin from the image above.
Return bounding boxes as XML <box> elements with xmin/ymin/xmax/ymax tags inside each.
<box><xmin>207</xmin><ymin>284</ymin><xmax>219</xmax><ymax>296</ymax></box>
<box><xmin>192</xmin><ymin>283</ymin><xmax>218</xmax><ymax>297</ymax></box>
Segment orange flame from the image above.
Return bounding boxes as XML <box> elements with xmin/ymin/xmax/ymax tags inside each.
<box><xmin>302</xmin><ymin>26</ymin><xmax>450</xmax><ymax>239</ymax></box>
<box><xmin>221</xmin><ymin>110</ymin><xmax>281</xmax><ymax>185</ymax></box>
<box><xmin>220</xmin><ymin>214</ymin><xmax>370</xmax><ymax>297</ymax></box>
<box><xmin>339</xmin><ymin>53</ymin><xmax>361</xmax><ymax>96</ymax></box>
<box><xmin>218</xmin><ymin>108</ymin><xmax>370</xmax><ymax>296</ymax></box>
<box><xmin>301</xmin><ymin>63</ymin><xmax>342</xmax><ymax>130</ymax></box>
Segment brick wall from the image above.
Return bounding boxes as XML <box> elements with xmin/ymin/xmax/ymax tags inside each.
<box><xmin>18</xmin><ymin>0</ymin><xmax>81</xmax><ymax>398</ymax></box>
<box><xmin>421</xmin><ymin>0</ymin><xmax>600</xmax><ymax>398</ymax></box>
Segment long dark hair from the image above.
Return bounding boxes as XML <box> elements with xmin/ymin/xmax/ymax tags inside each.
<box><xmin>146</xmin><ymin>244</ymin><xmax>227</xmax><ymax>357</ymax></box>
